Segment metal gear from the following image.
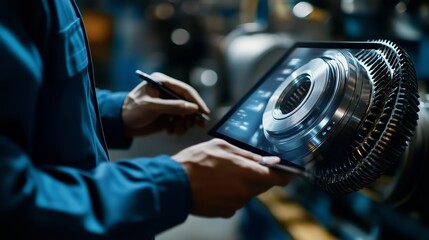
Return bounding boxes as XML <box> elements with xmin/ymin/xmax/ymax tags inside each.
<box><xmin>307</xmin><ymin>40</ymin><xmax>420</xmax><ymax>193</ymax></box>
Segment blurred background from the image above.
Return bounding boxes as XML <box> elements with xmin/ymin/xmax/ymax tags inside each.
<box><xmin>76</xmin><ymin>0</ymin><xmax>429</xmax><ymax>239</ymax></box>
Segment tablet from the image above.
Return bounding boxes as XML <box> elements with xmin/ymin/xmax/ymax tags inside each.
<box><xmin>208</xmin><ymin>41</ymin><xmax>407</xmax><ymax>175</ymax></box>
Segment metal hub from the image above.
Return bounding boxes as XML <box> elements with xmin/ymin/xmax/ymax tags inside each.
<box><xmin>263</xmin><ymin>50</ymin><xmax>372</xmax><ymax>166</ymax></box>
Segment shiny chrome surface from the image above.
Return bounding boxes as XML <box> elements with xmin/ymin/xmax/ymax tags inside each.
<box><xmin>262</xmin><ymin>50</ymin><xmax>372</xmax><ymax>165</ymax></box>
<box><xmin>308</xmin><ymin>40</ymin><xmax>420</xmax><ymax>193</ymax></box>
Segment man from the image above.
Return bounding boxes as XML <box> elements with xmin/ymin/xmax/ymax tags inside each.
<box><xmin>0</xmin><ymin>1</ymin><xmax>293</xmax><ymax>239</ymax></box>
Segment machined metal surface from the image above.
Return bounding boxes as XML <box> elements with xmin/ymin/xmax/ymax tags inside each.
<box><xmin>262</xmin><ymin>50</ymin><xmax>372</xmax><ymax>166</ymax></box>
<box><xmin>304</xmin><ymin>40</ymin><xmax>420</xmax><ymax>193</ymax></box>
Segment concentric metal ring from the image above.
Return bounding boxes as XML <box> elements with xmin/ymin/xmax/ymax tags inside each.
<box><xmin>262</xmin><ymin>50</ymin><xmax>372</xmax><ymax>165</ymax></box>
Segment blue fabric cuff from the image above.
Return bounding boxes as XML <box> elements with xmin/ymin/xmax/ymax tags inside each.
<box><xmin>96</xmin><ymin>90</ymin><xmax>132</xmax><ymax>149</ymax></box>
<box><xmin>136</xmin><ymin>155</ymin><xmax>192</xmax><ymax>234</ymax></box>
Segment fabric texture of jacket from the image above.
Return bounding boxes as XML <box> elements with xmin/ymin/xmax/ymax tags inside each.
<box><xmin>0</xmin><ymin>1</ymin><xmax>191</xmax><ymax>239</ymax></box>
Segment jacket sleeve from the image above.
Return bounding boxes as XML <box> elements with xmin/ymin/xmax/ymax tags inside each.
<box><xmin>96</xmin><ymin>89</ymin><xmax>133</xmax><ymax>149</ymax></box>
<box><xmin>0</xmin><ymin>144</ymin><xmax>192</xmax><ymax>239</ymax></box>
<box><xmin>0</xmin><ymin>3</ymin><xmax>191</xmax><ymax>239</ymax></box>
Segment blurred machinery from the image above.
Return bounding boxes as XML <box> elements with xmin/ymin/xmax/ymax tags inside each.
<box><xmin>77</xmin><ymin>0</ymin><xmax>429</xmax><ymax>239</ymax></box>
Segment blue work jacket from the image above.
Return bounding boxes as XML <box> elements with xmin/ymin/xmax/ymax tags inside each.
<box><xmin>0</xmin><ymin>1</ymin><xmax>191</xmax><ymax>239</ymax></box>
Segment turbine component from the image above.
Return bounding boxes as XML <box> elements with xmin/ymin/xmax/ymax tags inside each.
<box><xmin>262</xmin><ymin>40</ymin><xmax>420</xmax><ymax>193</ymax></box>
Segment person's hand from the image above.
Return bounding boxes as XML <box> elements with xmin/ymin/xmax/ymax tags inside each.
<box><xmin>122</xmin><ymin>72</ymin><xmax>210</xmax><ymax>137</ymax></box>
<box><xmin>172</xmin><ymin>138</ymin><xmax>295</xmax><ymax>218</ymax></box>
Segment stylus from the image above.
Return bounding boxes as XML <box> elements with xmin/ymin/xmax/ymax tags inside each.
<box><xmin>135</xmin><ymin>70</ymin><xmax>210</xmax><ymax>121</ymax></box>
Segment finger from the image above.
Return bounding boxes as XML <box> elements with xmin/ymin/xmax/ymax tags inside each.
<box><xmin>127</xmin><ymin>116</ymin><xmax>171</xmax><ymax>136</ymax></box>
<box><xmin>130</xmin><ymin>81</ymin><xmax>160</xmax><ymax>98</ymax></box>
<box><xmin>213</xmin><ymin>139</ymin><xmax>262</xmax><ymax>162</ymax></box>
<box><xmin>266</xmin><ymin>169</ymin><xmax>296</xmax><ymax>186</ymax></box>
<box><xmin>255</xmin><ymin>164</ymin><xmax>296</xmax><ymax>187</ymax></box>
<box><xmin>184</xmin><ymin>115</ymin><xmax>197</xmax><ymax>129</ymax></box>
<box><xmin>223</xmin><ymin>150</ymin><xmax>294</xmax><ymax>186</ymax></box>
<box><xmin>211</xmin><ymin>139</ymin><xmax>290</xmax><ymax>185</ymax></box>
<box><xmin>164</xmin><ymin>116</ymin><xmax>191</xmax><ymax>135</ymax></box>
<box><xmin>145</xmin><ymin>83</ymin><xmax>161</xmax><ymax>97</ymax></box>
<box><xmin>244</xmin><ymin>169</ymin><xmax>294</xmax><ymax>190</ymax></box>
<box><xmin>166</xmin><ymin>116</ymin><xmax>179</xmax><ymax>134</ymax></box>
<box><xmin>151</xmin><ymin>72</ymin><xmax>210</xmax><ymax>114</ymax></box>
<box><xmin>147</xmin><ymin>97</ymin><xmax>200</xmax><ymax>116</ymax></box>
<box><xmin>260</xmin><ymin>156</ymin><xmax>281</xmax><ymax>165</ymax></box>
<box><xmin>173</xmin><ymin>118</ymin><xmax>188</xmax><ymax>136</ymax></box>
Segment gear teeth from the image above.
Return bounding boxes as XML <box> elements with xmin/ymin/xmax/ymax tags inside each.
<box><xmin>307</xmin><ymin>40</ymin><xmax>420</xmax><ymax>194</ymax></box>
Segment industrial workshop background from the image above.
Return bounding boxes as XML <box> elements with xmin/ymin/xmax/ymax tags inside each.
<box><xmin>76</xmin><ymin>0</ymin><xmax>429</xmax><ymax>239</ymax></box>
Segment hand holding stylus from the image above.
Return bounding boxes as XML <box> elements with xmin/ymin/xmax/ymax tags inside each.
<box><xmin>136</xmin><ymin>70</ymin><xmax>210</xmax><ymax>121</ymax></box>
<box><xmin>121</xmin><ymin>71</ymin><xmax>210</xmax><ymax>137</ymax></box>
